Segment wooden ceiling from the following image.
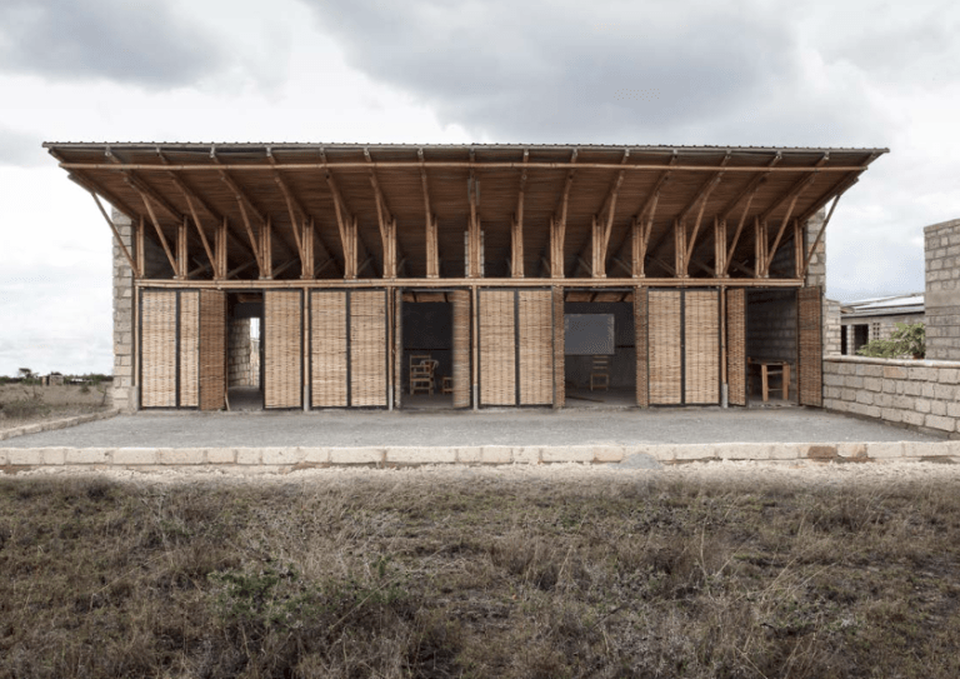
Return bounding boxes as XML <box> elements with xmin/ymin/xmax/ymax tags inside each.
<box><xmin>44</xmin><ymin>143</ymin><xmax>886</xmax><ymax>282</ymax></box>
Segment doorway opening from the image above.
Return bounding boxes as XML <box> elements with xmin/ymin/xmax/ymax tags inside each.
<box><xmin>226</xmin><ymin>291</ymin><xmax>263</xmax><ymax>411</ymax></box>
<box><xmin>400</xmin><ymin>291</ymin><xmax>461</xmax><ymax>409</ymax></box>
<box><xmin>563</xmin><ymin>290</ymin><xmax>636</xmax><ymax>408</ymax></box>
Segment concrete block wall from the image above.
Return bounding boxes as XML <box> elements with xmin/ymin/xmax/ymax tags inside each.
<box><xmin>228</xmin><ymin>318</ymin><xmax>259</xmax><ymax>387</ymax></box>
<box><xmin>925</xmin><ymin>219</ymin><xmax>960</xmax><ymax>360</ymax></box>
<box><xmin>824</xmin><ymin>299</ymin><xmax>841</xmax><ymax>357</ymax></box>
<box><xmin>804</xmin><ymin>209</ymin><xmax>827</xmax><ymax>289</ymax></box>
<box><xmin>823</xmin><ymin>356</ymin><xmax>960</xmax><ymax>437</ymax></box>
<box><xmin>111</xmin><ymin>210</ymin><xmax>136</xmax><ymax>412</ymax></box>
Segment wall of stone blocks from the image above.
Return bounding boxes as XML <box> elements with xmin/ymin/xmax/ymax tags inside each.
<box><xmin>746</xmin><ymin>289</ymin><xmax>797</xmax><ymax>396</ymax></box>
<box><xmin>824</xmin><ymin>299</ymin><xmax>841</xmax><ymax>357</ymax></box>
<box><xmin>228</xmin><ymin>319</ymin><xmax>260</xmax><ymax>387</ymax></box>
<box><xmin>823</xmin><ymin>356</ymin><xmax>960</xmax><ymax>437</ymax></box>
<box><xmin>925</xmin><ymin>219</ymin><xmax>960</xmax><ymax>361</ymax></box>
<box><xmin>804</xmin><ymin>209</ymin><xmax>827</xmax><ymax>290</ymax></box>
<box><xmin>111</xmin><ymin>210</ymin><xmax>136</xmax><ymax>412</ymax></box>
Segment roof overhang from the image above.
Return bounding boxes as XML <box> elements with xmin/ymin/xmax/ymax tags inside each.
<box><xmin>44</xmin><ymin>142</ymin><xmax>887</xmax><ymax>281</ymax></box>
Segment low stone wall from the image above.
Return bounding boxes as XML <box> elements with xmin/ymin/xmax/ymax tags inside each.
<box><xmin>823</xmin><ymin>356</ymin><xmax>960</xmax><ymax>436</ymax></box>
<box><xmin>3</xmin><ymin>439</ymin><xmax>958</xmax><ymax>471</ymax></box>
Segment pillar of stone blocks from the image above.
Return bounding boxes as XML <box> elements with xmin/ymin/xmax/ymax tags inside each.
<box><xmin>925</xmin><ymin>219</ymin><xmax>960</xmax><ymax>361</ymax></box>
<box><xmin>111</xmin><ymin>209</ymin><xmax>137</xmax><ymax>412</ymax></box>
<box><xmin>804</xmin><ymin>208</ymin><xmax>827</xmax><ymax>290</ymax></box>
<box><xmin>823</xmin><ymin>299</ymin><xmax>841</xmax><ymax>356</ymax></box>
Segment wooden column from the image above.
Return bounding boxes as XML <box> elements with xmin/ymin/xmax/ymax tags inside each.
<box><xmin>715</xmin><ymin>218</ymin><xmax>728</xmax><ymax>279</ymax></box>
<box><xmin>177</xmin><ymin>216</ymin><xmax>188</xmax><ymax>279</ymax></box>
<box><xmin>426</xmin><ymin>214</ymin><xmax>439</xmax><ymax>279</ymax></box>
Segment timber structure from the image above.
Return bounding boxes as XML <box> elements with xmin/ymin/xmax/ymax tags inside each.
<box><xmin>44</xmin><ymin>142</ymin><xmax>886</xmax><ymax>412</ymax></box>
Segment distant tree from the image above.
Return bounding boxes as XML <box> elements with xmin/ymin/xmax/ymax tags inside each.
<box><xmin>17</xmin><ymin>368</ymin><xmax>34</xmax><ymax>380</ymax></box>
<box><xmin>857</xmin><ymin>322</ymin><xmax>926</xmax><ymax>359</ymax></box>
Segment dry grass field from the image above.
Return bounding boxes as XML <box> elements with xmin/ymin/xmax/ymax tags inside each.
<box><xmin>0</xmin><ymin>383</ymin><xmax>110</xmax><ymax>429</ymax></box>
<box><xmin>1</xmin><ymin>467</ymin><xmax>959</xmax><ymax>678</ymax></box>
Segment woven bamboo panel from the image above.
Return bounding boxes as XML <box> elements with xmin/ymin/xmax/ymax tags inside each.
<box><xmin>648</xmin><ymin>290</ymin><xmax>682</xmax><ymax>405</ymax></box>
<box><xmin>726</xmin><ymin>288</ymin><xmax>746</xmax><ymax>407</ymax></box>
<box><xmin>178</xmin><ymin>291</ymin><xmax>199</xmax><ymax>408</ymax></box>
<box><xmin>479</xmin><ymin>289</ymin><xmax>516</xmax><ymax>405</ymax></box>
<box><xmin>311</xmin><ymin>291</ymin><xmax>348</xmax><ymax>407</ymax></box>
<box><xmin>198</xmin><ymin>290</ymin><xmax>226</xmax><ymax>411</ymax></box>
<box><xmin>553</xmin><ymin>287</ymin><xmax>565</xmax><ymax>408</ymax></box>
<box><xmin>518</xmin><ymin>290</ymin><xmax>553</xmax><ymax>405</ymax></box>
<box><xmin>450</xmin><ymin>290</ymin><xmax>471</xmax><ymax>408</ymax></box>
<box><xmin>684</xmin><ymin>290</ymin><xmax>720</xmax><ymax>404</ymax></box>
<box><xmin>141</xmin><ymin>290</ymin><xmax>177</xmax><ymax>408</ymax></box>
<box><xmin>264</xmin><ymin>290</ymin><xmax>303</xmax><ymax>409</ymax></box>
<box><xmin>350</xmin><ymin>290</ymin><xmax>388</xmax><ymax>407</ymax></box>
<box><xmin>635</xmin><ymin>287</ymin><xmax>649</xmax><ymax>407</ymax></box>
<box><xmin>798</xmin><ymin>287</ymin><xmax>823</xmax><ymax>407</ymax></box>
<box><xmin>394</xmin><ymin>290</ymin><xmax>403</xmax><ymax>409</ymax></box>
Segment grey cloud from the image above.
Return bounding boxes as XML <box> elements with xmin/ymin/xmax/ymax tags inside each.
<box><xmin>0</xmin><ymin>127</ymin><xmax>46</xmax><ymax>167</ymax></box>
<box><xmin>299</xmin><ymin>0</ymin><xmax>825</xmax><ymax>142</ymax></box>
<box><xmin>0</xmin><ymin>0</ymin><xmax>227</xmax><ymax>87</ymax></box>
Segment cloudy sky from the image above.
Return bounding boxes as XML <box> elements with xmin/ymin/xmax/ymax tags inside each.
<box><xmin>2</xmin><ymin>0</ymin><xmax>958</xmax><ymax>376</ymax></box>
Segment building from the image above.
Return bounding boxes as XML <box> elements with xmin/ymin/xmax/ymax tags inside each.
<box><xmin>839</xmin><ymin>293</ymin><xmax>925</xmax><ymax>355</ymax></box>
<box><xmin>44</xmin><ymin>143</ymin><xmax>886</xmax><ymax>412</ymax></box>
<box><xmin>925</xmin><ymin>218</ymin><xmax>960</xmax><ymax>361</ymax></box>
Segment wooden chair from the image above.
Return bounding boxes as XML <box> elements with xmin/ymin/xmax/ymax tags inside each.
<box><xmin>589</xmin><ymin>355</ymin><xmax>611</xmax><ymax>391</ymax></box>
<box><xmin>409</xmin><ymin>356</ymin><xmax>438</xmax><ymax>395</ymax></box>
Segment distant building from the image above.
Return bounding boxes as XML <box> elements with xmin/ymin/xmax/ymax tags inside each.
<box><xmin>839</xmin><ymin>293</ymin><xmax>924</xmax><ymax>355</ymax></box>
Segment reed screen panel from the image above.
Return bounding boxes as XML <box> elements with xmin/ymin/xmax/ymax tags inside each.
<box><xmin>684</xmin><ymin>290</ymin><xmax>720</xmax><ymax>405</ymax></box>
<box><xmin>178</xmin><ymin>291</ymin><xmax>199</xmax><ymax>408</ymax></box>
<box><xmin>518</xmin><ymin>290</ymin><xmax>553</xmax><ymax>405</ymax></box>
<box><xmin>479</xmin><ymin>290</ymin><xmax>517</xmax><ymax>406</ymax></box>
<box><xmin>648</xmin><ymin>290</ymin><xmax>682</xmax><ymax>405</ymax></box>
<box><xmin>311</xmin><ymin>291</ymin><xmax>348</xmax><ymax>407</ymax></box>
<box><xmin>349</xmin><ymin>290</ymin><xmax>388</xmax><ymax>407</ymax></box>
<box><xmin>141</xmin><ymin>290</ymin><xmax>178</xmax><ymax>408</ymax></box>
<box><xmin>198</xmin><ymin>290</ymin><xmax>226</xmax><ymax>411</ymax></box>
<box><xmin>726</xmin><ymin>288</ymin><xmax>747</xmax><ymax>407</ymax></box>
<box><xmin>264</xmin><ymin>290</ymin><xmax>303</xmax><ymax>409</ymax></box>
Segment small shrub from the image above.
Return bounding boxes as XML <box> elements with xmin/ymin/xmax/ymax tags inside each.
<box><xmin>857</xmin><ymin>321</ymin><xmax>925</xmax><ymax>359</ymax></box>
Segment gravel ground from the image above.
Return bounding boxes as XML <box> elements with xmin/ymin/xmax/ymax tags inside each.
<box><xmin>0</xmin><ymin>406</ymin><xmax>945</xmax><ymax>448</ymax></box>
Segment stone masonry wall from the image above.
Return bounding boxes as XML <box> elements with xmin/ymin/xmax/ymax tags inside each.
<box><xmin>824</xmin><ymin>299</ymin><xmax>841</xmax><ymax>357</ymax></box>
<box><xmin>111</xmin><ymin>209</ymin><xmax>136</xmax><ymax>412</ymax></box>
<box><xmin>925</xmin><ymin>219</ymin><xmax>960</xmax><ymax>360</ymax></box>
<box><xmin>823</xmin><ymin>356</ymin><xmax>960</xmax><ymax>437</ymax></box>
<box><xmin>228</xmin><ymin>318</ymin><xmax>259</xmax><ymax>387</ymax></box>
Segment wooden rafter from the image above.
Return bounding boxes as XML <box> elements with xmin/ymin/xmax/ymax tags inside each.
<box><xmin>365</xmin><ymin>148</ymin><xmax>399</xmax><ymax>279</ymax></box>
<box><xmin>588</xmin><ymin>149</ymin><xmax>629</xmax><ymax>278</ymax></box>
<box><xmin>511</xmin><ymin>149</ymin><xmax>528</xmax><ymax>278</ymax></box>
<box><xmin>419</xmin><ymin>148</ymin><xmax>439</xmax><ymax>279</ymax></box>
<box><xmin>89</xmin><ymin>191</ymin><xmax>140</xmax><ymax>277</ymax></box>
<box><xmin>801</xmin><ymin>187</ymin><xmax>848</xmax><ymax>279</ymax></box>
<box><xmin>320</xmin><ymin>148</ymin><xmax>375</xmax><ymax>278</ymax></box>
<box><xmin>682</xmin><ymin>175</ymin><xmax>722</xmax><ymax>271</ymax></box>
<box><xmin>467</xmin><ymin>148</ymin><xmax>483</xmax><ymax>278</ymax></box>
<box><xmin>134</xmin><ymin>185</ymin><xmax>178</xmax><ymax>276</ymax></box>
<box><xmin>550</xmin><ymin>149</ymin><xmax>577</xmax><ymax>278</ymax></box>
<box><xmin>723</xmin><ymin>185</ymin><xmax>760</xmax><ymax>276</ymax></box>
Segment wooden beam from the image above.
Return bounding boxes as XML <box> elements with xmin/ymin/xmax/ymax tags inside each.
<box><xmin>723</xmin><ymin>185</ymin><xmax>759</xmax><ymax>275</ymax></box>
<box><xmin>260</xmin><ymin>216</ymin><xmax>273</xmax><ymax>279</ymax></box>
<box><xmin>135</xmin><ymin>187</ymin><xmax>178</xmax><ymax>276</ymax></box>
<box><xmin>137</xmin><ymin>217</ymin><xmax>145</xmax><ymax>278</ymax></box>
<box><xmin>801</xmin><ymin>188</ymin><xmax>847</xmax><ymax>279</ymax></box>
<box><xmin>181</xmin><ymin>192</ymin><xmax>218</xmax><ymax>278</ymax></box>
<box><xmin>683</xmin><ymin>175</ymin><xmax>721</xmax><ymax>266</ymax></box>
<box><xmin>365</xmin><ymin>148</ymin><xmax>399</xmax><ymax>279</ymax></box>
<box><xmin>674</xmin><ymin>219</ymin><xmax>687</xmax><ymax>277</ymax></box>
<box><xmin>418</xmin><ymin>148</ymin><xmax>440</xmax><ymax>279</ymax></box>
<box><xmin>714</xmin><ymin>217</ymin><xmax>727</xmax><ymax>278</ymax></box>
<box><xmin>764</xmin><ymin>195</ymin><xmax>800</xmax><ymax>273</ymax></box>
<box><xmin>550</xmin><ymin>149</ymin><xmax>577</xmax><ymax>278</ymax></box>
<box><xmin>177</xmin><ymin>217</ymin><xmax>188</xmax><ymax>279</ymax></box>
<box><xmin>235</xmin><ymin>197</ymin><xmax>264</xmax><ymax>277</ymax></box>
<box><xmin>467</xmin><ymin>149</ymin><xmax>483</xmax><ymax>278</ymax></box>
<box><xmin>755</xmin><ymin>217</ymin><xmax>767</xmax><ymax>278</ymax></box>
<box><xmin>512</xmin><ymin>150</ymin><xmax>528</xmax><ymax>278</ymax></box>
<box><xmin>66</xmin><ymin>171</ymin><xmax>141</xmax><ymax>224</ymax></box>
<box><xmin>89</xmin><ymin>191</ymin><xmax>139</xmax><ymax>277</ymax></box>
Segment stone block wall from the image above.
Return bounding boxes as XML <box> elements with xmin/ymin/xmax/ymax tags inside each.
<box><xmin>111</xmin><ymin>210</ymin><xmax>136</xmax><ymax>412</ymax></box>
<box><xmin>804</xmin><ymin>208</ymin><xmax>827</xmax><ymax>289</ymax></box>
<box><xmin>824</xmin><ymin>299</ymin><xmax>841</xmax><ymax>357</ymax></box>
<box><xmin>228</xmin><ymin>319</ymin><xmax>260</xmax><ymax>387</ymax></box>
<box><xmin>823</xmin><ymin>356</ymin><xmax>960</xmax><ymax>437</ymax></box>
<box><xmin>925</xmin><ymin>219</ymin><xmax>960</xmax><ymax>360</ymax></box>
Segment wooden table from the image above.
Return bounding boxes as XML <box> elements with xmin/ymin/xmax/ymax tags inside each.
<box><xmin>749</xmin><ymin>359</ymin><xmax>790</xmax><ymax>402</ymax></box>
